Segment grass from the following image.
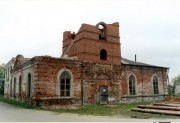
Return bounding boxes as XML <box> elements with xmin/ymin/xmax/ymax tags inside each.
<box><xmin>0</xmin><ymin>96</ymin><xmax>42</xmax><ymax>109</ymax></box>
<box><xmin>0</xmin><ymin>96</ymin><xmax>179</xmax><ymax>119</ymax></box>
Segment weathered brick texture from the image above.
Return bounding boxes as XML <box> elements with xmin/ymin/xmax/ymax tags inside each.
<box><xmin>4</xmin><ymin>22</ymin><xmax>169</xmax><ymax>107</ymax></box>
<box><xmin>62</xmin><ymin>22</ymin><xmax>121</xmax><ymax>65</ymax></box>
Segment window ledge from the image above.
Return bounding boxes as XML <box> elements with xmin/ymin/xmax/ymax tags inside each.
<box><xmin>34</xmin><ymin>97</ymin><xmax>81</xmax><ymax>100</ymax></box>
<box><xmin>122</xmin><ymin>94</ymin><xmax>168</xmax><ymax>98</ymax></box>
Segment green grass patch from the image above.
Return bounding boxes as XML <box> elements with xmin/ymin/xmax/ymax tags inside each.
<box><xmin>47</xmin><ymin>102</ymin><xmax>179</xmax><ymax>119</ymax></box>
<box><xmin>0</xmin><ymin>96</ymin><xmax>42</xmax><ymax>110</ymax></box>
<box><xmin>50</xmin><ymin>105</ymin><xmax>113</xmax><ymax>116</ymax></box>
<box><xmin>0</xmin><ymin>96</ymin><xmax>179</xmax><ymax>119</ymax></box>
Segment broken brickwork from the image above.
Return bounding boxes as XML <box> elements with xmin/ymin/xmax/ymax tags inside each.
<box><xmin>62</xmin><ymin>22</ymin><xmax>121</xmax><ymax>65</ymax></box>
<box><xmin>4</xmin><ymin>22</ymin><xmax>169</xmax><ymax>107</ymax></box>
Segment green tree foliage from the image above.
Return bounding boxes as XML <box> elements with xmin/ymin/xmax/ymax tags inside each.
<box><xmin>0</xmin><ymin>64</ymin><xmax>5</xmax><ymax>95</ymax></box>
<box><xmin>167</xmin><ymin>84</ymin><xmax>173</xmax><ymax>95</ymax></box>
<box><xmin>172</xmin><ymin>74</ymin><xmax>180</xmax><ymax>86</ymax></box>
<box><xmin>170</xmin><ymin>74</ymin><xmax>180</xmax><ymax>95</ymax></box>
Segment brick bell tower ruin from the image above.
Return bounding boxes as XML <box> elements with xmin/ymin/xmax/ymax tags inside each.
<box><xmin>62</xmin><ymin>22</ymin><xmax>121</xmax><ymax>65</ymax></box>
<box><xmin>4</xmin><ymin>21</ymin><xmax>169</xmax><ymax>106</ymax></box>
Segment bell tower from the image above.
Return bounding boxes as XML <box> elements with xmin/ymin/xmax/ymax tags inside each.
<box><xmin>62</xmin><ymin>22</ymin><xmax>121</xmax><ymax>65</ymax></box>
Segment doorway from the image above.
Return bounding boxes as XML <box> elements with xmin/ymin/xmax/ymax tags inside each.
<box><xmin>99</xmin><ymin>86</ymin><xmax>108</xmax><ymax>104</ymax></box>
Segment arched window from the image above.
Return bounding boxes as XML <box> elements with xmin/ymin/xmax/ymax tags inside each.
<box><xmin>60</xmin><ymin>71</ymin><xmax>71</xmax><ymax>97</ymax></box>
<box><xmin>27</xmin><ymin>73</ymin><xmax>31</xmax><ymax>97</ymax></box>
<box><xmin>100</xmin><ymin>49</ymin><xmax>107</xmax><ymax>60</ymax></box>
<box><xmin>13</xmin><ymin>78</ymin><xmax>16</xmax><ymax>97</ymax></box>
<box><xmin>98</xmin><ymin>24</ymin><xmax>106</xmax><ymax>40</ymax></box>
<box><xmin>153</xmin><ymin>76</ymin><xmax>159</xmax><ymax>94</ymax></box>
<box><xmin>5</xmin><ymin>69</ymin><xmax>7</xmax><ymax>81</ymax></box>
<box><xmin>19</xmin><ymin>75</ymin><xmax>22</xmax><ymax>96</ymax></box>
<box><xmin>10</xmin><ymin>79</ymin><xmax>12</xmax><ymax>97</ymax></box>
<box><xmin>129</xmin><ymin>75</ymin><xmax>136</xmax><ymax>95</ymax></box>
<box><xmin>8</xmin><ymin>68</ymin><xmax>9</xmax><ymax>80</ymax></box>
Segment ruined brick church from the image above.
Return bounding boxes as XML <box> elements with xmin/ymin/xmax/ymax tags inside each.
<box><xmin>4</xmin><ymin>22</ymin><xmax>169</xmax><ymax>107</ymax></box>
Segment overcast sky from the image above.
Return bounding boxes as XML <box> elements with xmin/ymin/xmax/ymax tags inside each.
<box><xmin>0</xmin><ymin>0</ymin><xmax>180</xmax><ymax>82</ymax></box>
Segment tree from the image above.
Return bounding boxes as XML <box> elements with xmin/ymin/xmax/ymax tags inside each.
<box><xmin>171</xmin><ymin>74</ymin><xmax>180</xmax><ymax>95</ymax></box>
<box><xmin>172</xmin><ymin>74</ymin><xmax>180</xmax><ymax>86</ymax></box>
<box><xmin>0</xmin><ymin>64</ymin><xmax>5</xmax><ymax>95</ymax></box>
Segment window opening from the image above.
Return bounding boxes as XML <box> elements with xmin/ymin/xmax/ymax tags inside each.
<box><xmin>100</xmin><ymin>49</ymin><xmax>107</xmax><ymax>60</ymax></box>
<box><xmin>10</xmin><ymin>79</ymin><xmax>12</xmax><ymax>96</ymax></box>
<box><xmin>98</xmin><ymin>24</ymin><xmax>106</xmax><ymax>40</ymax></box>
<box><xmin>27</xmin><ymin>73</ymin><xmax>31</xmax><ymax>97</ymax></box>
<box><xmin>19</xmin><ymin>75</ymin><xmax>22</xmax><ymax>96</ymax></box>
<box><xmin>71</xmin><ymin>32</ymin><xmax>76</xmax><ymax>39</ymax></box>
<box><xmin>153</xmin><ymin>76</ymin><xmax>159</xmax><ymax>94</ymax></box>
<box><xmin>13</xmin><ymin>78</ymin><xmax>16</xmax><ymax>97</ymax></box>
<box><xmin>60</xmin><ymin>71</ymin><xmax>71</xmax><ymax>97</ymax></box>
<box><xmin>129</xmin><ymin>75</ymin><xmax>136</xmax><ymax>95</ymax></box>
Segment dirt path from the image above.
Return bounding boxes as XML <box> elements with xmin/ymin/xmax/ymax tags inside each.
<box><xmin>0</xmin><ymin>102</ymin><xmax>179</xmax><ymax>122</ymax></box>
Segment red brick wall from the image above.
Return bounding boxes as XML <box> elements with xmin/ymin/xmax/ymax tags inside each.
<box><xmin>10</xmin><ymin>57</ymin><xmax>38</xmax><ymax>99</ymax></box>
<box><xmin>6</xmin><ymin>22</ymin><xmax>169</xmax><ymax>106</ymax></box>
<box><xmin>62</xmin><ymin>22</ymin><xmax>121</xmax><ymax>65</ymax></box>
<box><xmin>33</xmin><ymin>56</ymin><xmax>121</xmax><ymax>105</ymax></box>
<box><xmin>34</xmin><ymin>57</ymin><xmax>82</xmax><ymax>98</ymax></box>
<box><xmin>9</xmin><ymin>56</ymin><xmax>168</xmax><ymax>105</ymax></box>
<box><xmin>121</xmin><ymin>64</ymin><xmax>168</xmax><ymax>100</ymax></box>
<box><xmin>81</xmin><ymin>62</ymin><xmax>121</xmax><ymax>104</ymax></box>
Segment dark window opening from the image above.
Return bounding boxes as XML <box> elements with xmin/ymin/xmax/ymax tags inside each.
<box><xmin>99</xmin><ymin>29</ymin><xmax>106</xmax><ymax>40</ymax></box>
<box><xmin>7</xmin><ymin>68</ymin><xmax>9</xmax><ymax>80</ymax></box>
<box><xmin>19</xmin><ymin>75</ymin><xmax>22</xmax><ymax>96</ymax></box>
<box><xmin>129</xmin><ymin>75</ymin><xmax>136</xmax><ymax>95</ymax></box>
<box><xmin>71</xmin><ymin>32</ymin><xmax>76</xmax><ymax>39</ymax></box>
<box><xmin>27</xmin><ymin>73</ymin><xmax>31</xmax><ymax>97</ymax></box>
<box><xmin>10</xmin><ymin>79</ymin><xmax>12</xmax><ymax>97</ymax></box>
<box><xmin>100</xmin><ymin>49</ymin><xmax>107</xmax><ymax>60</ymax></box>
<box><xmin>13</xmin><ymin>78</ymin><xmax>16</xmax><ymax>97</ymax></box>
<box><xmin>153</xmin><ymin>76</ymin><xmax>159</xmax><ymax>94</ymax></box>
<box><xmin>60</xmin><ymin>71</ymin><xmax>71</xmax><ymax>97</ymax></box>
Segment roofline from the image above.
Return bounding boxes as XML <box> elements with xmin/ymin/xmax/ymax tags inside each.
<box><xmin>122</xmin><ymin>63</ymin><xmax>169</xmax><ymax>69</ymax></box>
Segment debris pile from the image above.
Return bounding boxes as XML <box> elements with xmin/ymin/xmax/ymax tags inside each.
<box><xmin>162</xmin><ymin>96</ymin><xmax>180</xmax><ymax>103</ymax></box>
<box><xmin>131</xmin><ymin>96</ymin><xmax>180</xmax><ymax>116</ymax></box>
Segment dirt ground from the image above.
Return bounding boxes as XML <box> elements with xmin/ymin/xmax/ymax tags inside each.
<box><xmin>162</xmin><ymin>96</ymin><xmax>180</xmax><ymax>103</ymax></box>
